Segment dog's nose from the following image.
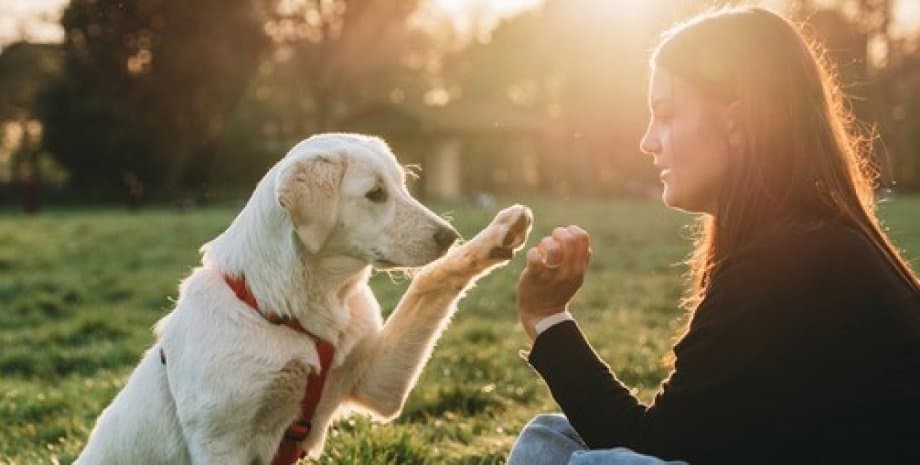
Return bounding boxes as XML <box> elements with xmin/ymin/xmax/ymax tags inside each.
<box><xmin>433</xmin><ymin>226</ymin><xmax>460</xmax><ymax>250</ymax></box>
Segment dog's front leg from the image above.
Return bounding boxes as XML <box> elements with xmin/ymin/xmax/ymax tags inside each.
<box><xmin>349</xmin><ymin>205</ymin><xmax>532</xmax><ymax>419</ymax></box>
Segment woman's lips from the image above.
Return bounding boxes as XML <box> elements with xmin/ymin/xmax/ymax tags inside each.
<box><xmin>659</xmin><ymin>169</ymin><xmax>670</xmax><ymax>181</ymax></box>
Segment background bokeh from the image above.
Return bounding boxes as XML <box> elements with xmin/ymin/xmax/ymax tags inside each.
<box><xmin>1</xmin><ymin>0</ymin><xmax>919</xmax><ymax>209</ymax></box>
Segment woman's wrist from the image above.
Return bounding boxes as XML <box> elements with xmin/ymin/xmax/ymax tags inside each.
<box><xmin>519</xmin><ymin>306</ymin><xmax>570</xmax><ymax>341</ymax></box>
<box><xmin>534</xmin><ymin>311</ymin><xmax>574</xmax><ymax>334</ymax></box>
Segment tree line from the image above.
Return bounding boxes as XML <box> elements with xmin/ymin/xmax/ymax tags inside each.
<box><xmin>1</xmin><ymin>0</ymin><xmax>918</xmax><ymax>209</ymax></box>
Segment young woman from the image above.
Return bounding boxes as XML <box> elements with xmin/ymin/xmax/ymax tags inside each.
<box><xmin>508</xmin><ymin>7</ymin><xmax>920</xmax><ymax>465</ymax></box>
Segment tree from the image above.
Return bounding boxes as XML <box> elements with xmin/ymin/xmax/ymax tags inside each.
<box><xmin>38</xmin><ymin>0</ymin><xmax>271</xmax><ymax>203</ymax></box>
<box><xmin>208</xmin><ymin>0</ymin><xmax>445</xmax><ymax>190</ymax></box>
<box><xmin>790</xmin><ymin>0</ymin><xmax>920</xmax><ymax>190</ymax></box>
<box><xmin>0</xmin><ymin>42</ymin><xmax>63</xmax><ymax>212</ymax></box>
<box><xmin>39</xmin><ymin>0</ymin><xmax>440</xmax><ymax>202</ymax></box>
<box><xmin>444</xmin><ymin>0</ymin><xmax>680</xmax><ymax>194</ymax></box>
<box><xmin>262</xmin><ymin>0</ymin><xmax>429</xmax><ymax>131</ymax></box>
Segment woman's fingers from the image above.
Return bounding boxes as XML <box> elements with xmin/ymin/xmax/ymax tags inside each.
<box><xmin>538</xmin><ymin>236</ymin><xmax>563</xmax><ymax>269</ymax></box>
<box><xmin>524</xmin><ymin>246</ymin><xmax>551</xmax><ymax>281</ymax></box>
<box><xmin>525</xmin><ymin>246</ymin><xmax>543</xmax><ymax>271</ymax></box>
<box><xmin>565</xmin><ymin>225</ymin><xmax>591</xmax><ymax>272</ymax></box>
<box><xmin>551</xmin><ymin>227</ymin><xmax>575</xmax><ymax>268</ymax></box>
<box><xmin>524</xmin><ymin>225</ymin><xmax>591</xmax><ymax>285</ymax></box>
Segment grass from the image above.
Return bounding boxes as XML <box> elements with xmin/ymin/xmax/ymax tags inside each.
<box><xmin>1</xmin><ymin>196</ymin><xmax>919</xmax><ymax>464</ymax></box>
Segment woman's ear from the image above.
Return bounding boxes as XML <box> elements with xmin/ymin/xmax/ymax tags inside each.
<box><xmin>725</xmin><ymin>100</ymin><xmax>745</xmax><ymax>151</ymax></box>
<box><xmin>275</xmin><ymin>154</ymin><xmax>346</xmax><ymax>254</ymax></box>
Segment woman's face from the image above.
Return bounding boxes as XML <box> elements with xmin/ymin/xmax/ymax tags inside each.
<box><xmin>640</xmin><ymin>67</ymin><xmax>733</xmax><ymax>215</ymax></box>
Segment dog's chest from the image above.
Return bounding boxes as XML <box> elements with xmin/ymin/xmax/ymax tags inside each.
<box><xmin>246</xmin><ymin>289</ymin><xmax>379</xmax><ymax>452</ymax></box>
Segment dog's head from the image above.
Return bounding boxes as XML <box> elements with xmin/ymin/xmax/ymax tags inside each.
<box><xmin>275</xmin><ymin>133</ymin><xmax>459</xmax><ymax>268</ymax></box>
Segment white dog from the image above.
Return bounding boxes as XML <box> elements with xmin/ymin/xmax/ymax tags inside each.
<box><xmin>75</xmin><ymin>133</ymin><xmax>533</xmax><ymax>465</ymax></box>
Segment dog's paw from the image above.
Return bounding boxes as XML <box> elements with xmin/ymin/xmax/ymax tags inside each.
<box><xmin>416</xmin><ymin>204</ymin><xmax>532</xmax><ymax>285</ymax></box>
<box><xmin>455</xmin><ymin>204</ymin><xmax>533</xmax><ymax>270</ymax></box>
<box><xmin>485</xmin><ymin>204</ymin><xmax>533</xmax><ymax>260</ymax></box>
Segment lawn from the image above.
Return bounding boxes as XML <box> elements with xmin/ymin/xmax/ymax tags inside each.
<box><xmin>2</xmin><ymin>196</ymin><xmax>919</xmax><ymax>464</ymax></box>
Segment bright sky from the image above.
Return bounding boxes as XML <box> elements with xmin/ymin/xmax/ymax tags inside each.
<box><xmin>0</xmin><ymin>0</ymin><xmax>66</xmax><ymax>48</ymax></box>
<box><xmin>413</xmin><ymin>0</ymin><xmax>543</xmax><ymax>42</ymax></box>
<box><xmin>0</xmin><ymin>0</ymin><xmax>542</xmax><ymax>48</ymax></box>
<box><xmin>892</xmin><ymin>0</ymin><xmax>920</xmax><ymax>38</ymax></box>
<box><xmin>1</xmin><ymin>0</ymin><xmax>918</xmax><ymax>48</ymax></box>
<box><xmin>430</xmin><ymin>0</ymin><xmax>542</xmax><ymax>17</ymax></box>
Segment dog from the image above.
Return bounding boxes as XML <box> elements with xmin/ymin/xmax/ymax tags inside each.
<box><xmin>75</xmin><ymin>133</ymin><xmax>533</xmax><ymax>464</ymax></box>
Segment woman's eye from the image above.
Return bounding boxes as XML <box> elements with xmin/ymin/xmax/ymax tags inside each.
<box><xmin>365</xmin><ymin>186</ymin><xmax>387</xmax><ymax>203</ymax></box>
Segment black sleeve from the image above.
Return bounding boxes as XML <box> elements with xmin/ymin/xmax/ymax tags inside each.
<box><xmin>528</xmin><ymin>319</ymin><xmax>645</xmax><ymax>448</ymax></box>
<box><xmin>528</xmin><ymin>235</ymin><xmax>823</xmax><ymax>461</ymax></box>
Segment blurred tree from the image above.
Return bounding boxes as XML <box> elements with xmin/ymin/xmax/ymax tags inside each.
<box><xmin>882</xmin><ymin>51</ymin><xmax>920</xmax><ymax>190</ymax></box>
<box><xmin>791</xmin><ymin>0</ymin><xmax>920</xmax><ymax>190</ymax></box>
<box><xmin>29</xmin><ymin>0</ymin><xmax>920</xmax><ymax>201</ymax></box>
<box><xmin>209</xmin><ymin>0</ymin><xmax>439</xmax><ymax>190</ymax></box>
<box><xmin>444</xmin><ymin>0</ymin><xmax>680</xmax><ymax>195</ymax></box>
<box><xmin>0</xmin><ymin>42</ymin><xmax>63</xmax><ymax>212</ymax></box>
<box><xmin>261</xmin><ymin>0</ymin><xmax>428</xmax><ymax>131</ymax></box>
<box><xmin>38</xmin><ymin>0</ymin><xmax>271</xmax><ymax>203</ymax></box>
<box><xmin>38</xmin><ymin>0</ymin><xmax>437</xmax><ymax>202</ymax></box>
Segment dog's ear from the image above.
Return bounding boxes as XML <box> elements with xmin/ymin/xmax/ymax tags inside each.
<box><xmin>276</xmin><ymin>154</ymin><xmax>346</xmax><ymax>254</ymax></box>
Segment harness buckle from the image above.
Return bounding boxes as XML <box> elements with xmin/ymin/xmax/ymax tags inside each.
<box><xmin>284</xmin><ymin>418</ymin><xmax>312</xmax><ymax>442</ymax></box>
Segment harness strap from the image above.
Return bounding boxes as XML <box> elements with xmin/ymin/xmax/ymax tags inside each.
<box><xmin>218</xmin><ymin>273</ymin><xmax>338</xmax><ymax>464</ymax></box>
<box><xmin>272</xmin><ymin>339</ymin><xmax>336</xmax><ymax>465</ymax></box>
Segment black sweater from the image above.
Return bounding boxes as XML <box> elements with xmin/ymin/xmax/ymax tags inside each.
<box><xmin>529</xmin><ymin>219</ymin><xmax>920</xmax><ymax>464</ymax></box>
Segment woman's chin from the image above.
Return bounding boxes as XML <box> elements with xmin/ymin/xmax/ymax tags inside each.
<box><xmin>662</xmin><ymin>189</ymin><xmax>710</xmax><ymax>215</ymax></box>
<box><xmin>662</xmin><ymin>187</ymin><xmax>691</xmax><ymax>212</ymax></box>
<box><xmin>661</xmin><ymin>186</ymin><xmax>678</xmax><ymax>208</ymax></box>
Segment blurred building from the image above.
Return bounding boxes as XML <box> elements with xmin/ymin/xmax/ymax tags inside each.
<box><xmin>340</xmin><ymin>101</ymin><xmax>559</xmax><ymax>200</ymax></box>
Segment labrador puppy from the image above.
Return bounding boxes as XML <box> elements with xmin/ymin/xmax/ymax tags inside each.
<box><xmin>75</xmin><ymin>133</ymin><xmax>533</xmax><ymax>464</ymax></box>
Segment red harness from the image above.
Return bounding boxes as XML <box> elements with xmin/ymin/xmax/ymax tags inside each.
<box><xmin>223</xmin><ymin>273</ymin><xmax>336</xmax><ymax>465</ymax></box>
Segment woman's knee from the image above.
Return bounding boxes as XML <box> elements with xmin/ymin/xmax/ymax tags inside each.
<box><xmin>519</xmin><ymin>413</ymin><xmax>585</xmax><ymax>445</ymax></box>
<box><xmin>525</xmin><ymin>414</ymin><xmax>572</xmax><ymax>434</ymax></box>
<box><xmin>508</xmin><ymin>414</ymin><xmax>586</xmax><ymax>465</ymax></box>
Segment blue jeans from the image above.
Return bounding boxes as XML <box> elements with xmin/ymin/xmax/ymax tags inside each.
<box><xmin>507</xmin><ymin>414</ymin><xmax>689</xmax><ymax>465</ymax></box>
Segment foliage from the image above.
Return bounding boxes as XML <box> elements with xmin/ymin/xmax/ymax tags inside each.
<box><xmin>213</xmin><ymin>0</ymin><xmax>438</xmax><ymax>189</ymax></box>
<box><xmin>36</xmin><ymin>0</ymin><xmax>271</xmax><ymax>201</ymax></box>
<box><xmin>32</xmin><ymin>0</ymin><xmax>439</xmax><ymax>202</ymax></box>
<box><xmin>1</xmin><ymin>0</ymin><xmax>919</xmax><ymax>200</ymax></box>
<box><xmin>0</xmin><ymin>43</ymin><xmax>64</xmax><ymax>201</ymax></box>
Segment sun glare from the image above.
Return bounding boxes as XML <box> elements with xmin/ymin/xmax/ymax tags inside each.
<box><xmin>0</xmin><ymin>0</ymin><xmax>67</xmax><ymax>48</ymax></box>
<box><xmin>431</xmin><ymin>0</ymin><xmax>544</xmax><ymax>16</ymax></box>
<box><xmin>429</xmin><ymin>0</ymin><xmax>544</xmax><ymax>23</ymax></box>
<box><xmin>893</xmin><ymin>0</ymin><xmax>920</xmax><ymax>38</ymax></box>
<box><xmin>431</xmin><ymin>0</ymin><xmax>466</xmax><ymax>16</ymax></box>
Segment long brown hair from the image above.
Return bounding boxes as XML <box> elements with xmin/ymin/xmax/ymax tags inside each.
<box><xmin>650</xmin><ymin>7</ymin><xmax>920</xmax><ymax>311</ymax></box>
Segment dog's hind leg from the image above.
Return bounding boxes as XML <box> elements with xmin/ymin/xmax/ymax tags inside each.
<box><xmin>348</xmin><ymin>205</ymin><xmax>532</xmax><ymax>419</ymax></box>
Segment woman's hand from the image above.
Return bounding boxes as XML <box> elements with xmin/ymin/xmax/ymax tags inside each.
<box><xmin>516</xmin><ymin>225</ymin><xmax>592</xmax><ymax>341</ymax></box>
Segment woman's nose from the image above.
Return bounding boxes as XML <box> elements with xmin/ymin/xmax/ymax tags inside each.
<box><xmin>640</xmin><ymin>126</ymin><xmax>660</xmax><ymax>156</ymax></box>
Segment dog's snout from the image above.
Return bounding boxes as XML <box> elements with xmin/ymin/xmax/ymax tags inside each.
<box><xmin>433</xmin><ymin>226</ymin><xmax>460</xmax><ymax>250</ymax></box>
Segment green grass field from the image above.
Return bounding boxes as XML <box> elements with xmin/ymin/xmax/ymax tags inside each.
<box><xmin>2</xmin><ymin>196</ymin><xmax>919</xmax><ymax>464</ymax></box>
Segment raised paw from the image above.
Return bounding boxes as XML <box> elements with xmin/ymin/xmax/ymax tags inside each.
<box><xmin>456</xmin><ymin>204</ymin><xmax>533</xmax><ymax>270</ymax></box>
<box><xmin>487</xmin><ymin>204</ymin><xmax>533</xmax><ymax>260</ymax></box>
<box><xmin>419</xmin><ymin>204</ymin><xmax>533</xmax><ymax>282</ymax></box>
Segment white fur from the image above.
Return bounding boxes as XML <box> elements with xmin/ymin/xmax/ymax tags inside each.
<box><xmin>75</xmin><ymin>133</ymin><xmax>532</xmax><ymax>465</ymax></box>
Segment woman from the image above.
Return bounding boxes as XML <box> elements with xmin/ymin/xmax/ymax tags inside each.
<box><xmin>508</xmin><ymin>6</ymin><xmax>920</xmax><ymax>465</ymax></box>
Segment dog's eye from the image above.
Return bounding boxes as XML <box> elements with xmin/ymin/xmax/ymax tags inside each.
<box><xmin>365</xmin><ymin>186</ymin><xmax>387</xmax><ymax>203</ymax></box>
